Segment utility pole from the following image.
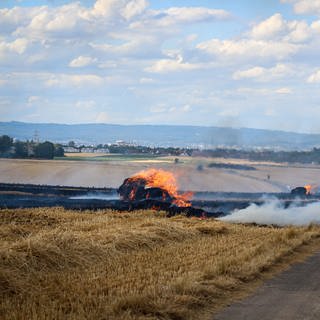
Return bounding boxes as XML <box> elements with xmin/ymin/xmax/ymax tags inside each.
<box><xmin>33</xmin><ymin>130</ymin><xmax>40</xmax><ymax>143</ymax></box>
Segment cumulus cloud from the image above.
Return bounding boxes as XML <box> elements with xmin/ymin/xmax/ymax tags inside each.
<box><xmin>157</xmin><ymin>7</ymin><xmax>230</xmax><ymax>25</ymax></box>
<box><xmin>92</xmin><ymin>0</ymin><xmax>147</xmax><ymax>19</ymax></box>
<box><xmin>0</xmin><ymin>38</ymin><xmax>28</xmax><ymax>60</ymax></box>
<box><xmin>45</xmin><ymin>74</ymin><xmax>104</xmax><ymax>87</ymax></box>
<box><xmin>95</xmin><ymin>111</ymin><xmax>109</xmax><ymax>123</ymax></box>
<box><xmin>139</xmin><ymin>77</ymin><xmax>154</xmax><ymax>84</ymax></box>
<box><xmin>1</xmin><ymin>1</ymin><xmax>320</xmax><ymax>129</ymax></box>
<box><xmin>69</xmin><ymin>56</ymin><xmax>97</xmax><ymax>68</ymax></box>
<box><xmin>251</xmin><ymin>13</ymin><xmax>286</xmax><ymax>40</ymax></box>
<box><xmin>281</xmin><ymin>0</ymin><xmax>320</xmax><ymax>16</ymax></box>
<box><xmin>250</xmin><ymin>13</ymin><xmax>311</xmax><ymax>43</ymax></box>
<box><xmin>275</xmin><ymin>87</ymin><xmax>293</xmax><ymax>94</ymax></box>
<box><xmin>197</xmin><ymin>38</ymin><xmax>299</xmax><ymax>61</ymax></box>
<box><xmin>145</xmin><ymin>54</ymin><xmax>202</xmax><ymax>73</ymax></box>
<box><xmin>233</xmin><ymin>64</ymin><xmax>293</xmax><ymax>81</ymax></box>
<box><xmin>75</xmin><ymin>100</ymin><xmax>96</xmax><ymax>109</ymax></box>
<box><xmin>307</xmin><ymin>69</ymin><xmax>320</xmax><ymax>83</ymax></box>
<box><xmin>150</xmin><ymin>103</ymin><xmax>192</xmax><ymax>114</ymax></box>
<box><xmin>27</xmin><ymin>96</ymin><xmax>40</xmax><ymax>104</ymax></box>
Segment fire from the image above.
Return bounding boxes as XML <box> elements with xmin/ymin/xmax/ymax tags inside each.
<box><xmin>124</xmin><ymin>168</ymin><xmax>193</xmax><ymax>207</ymax></box>
<box><xmin>304</xmin><ymin>184</ymin><xmax>312</xmax><ymax>195</ymax></box>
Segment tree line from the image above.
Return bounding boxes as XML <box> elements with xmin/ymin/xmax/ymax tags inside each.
<box><xmin>0</xmin><ymin>135</ymin><xmax>64</xmax><ymax>159</ymax></box>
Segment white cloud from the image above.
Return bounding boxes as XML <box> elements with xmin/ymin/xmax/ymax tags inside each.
<box><xmin>45</xmin><ymin>74</ymin><xmax>104</xmax><ymax>87</ymax></box>
<box><xmin>27</xmin><ymin>96</ymin><xmax>40</xmax><ymax>104</ymax></box>
<box><xmin>251</xmin><ymin>13</ymin><xmax>286</xmax><ymax>40</ymax></box>
<box><xmin>150</xmin><ymin>104</ymin><xmax>167</xmax><ymax>113</ymax></box>
<box><xmin>233</xmin><ymin>64</ymin><xmax>293</xmax><ymax>81</ymax></box>
<box><xmin>275</xmin><ymin>87</ymin><xmax>293</xmax><ymax>94</ymax></box>
<box><xmin>76</xmin><ymin>100</ymin><xmax>96</xmax><ymax>109</ymax></box>
<box><xmin>218</xmin><ymin>109</ymin><xmax>240</xmax><ymax>117</ymax></box>
<box><xmin>233</xmin><ymin>66</ymin><xmax>265</xmax><ymax>80</ymax></box>
<box><xmin>311</xmin><ymin>20</ymin><xmax>320</xmax><ymax>32</ymax></box>
<box><xmin>264</xmin><ymin>108</ymin><xmax>277</xmax><ymax>116</ymax></box>
<box><xmin>69</xmin><ymin>56</ymin><xmax>97</xmax><ymax>68</ymax></box>
<box><xmin>150</xmin><ymin>103</ymin><xmax>192</xmax><ymax>114</ymax></box>
<box><xmin>0</xmin><ymin>79</ymin><xmax>7</xmax><ymax>86</ymax></box>
<box><xmin>95</xmin><ymin>111</ymin><xmax>109</xmax><ymax>123</ymax></box>
<box><xmin>250</xmin><ymin>13</ymin><xmax>311</xmax><ymax>43</ymax></box>
<box><xmin>0</xmin><ymin>38</ymin><xmax>28</xmax><ymax>60</ymax></box>
<box><xmin>160</xmin><ymin>7</ymin><xmax>230</xmax><ymax>24</ymax></box>
<box><xmin>307</xmin><ymin>69</ymin><xmax>320</xmax><ymax>83</ymax></box>
<box><xmin>121</xmin><ymin>0</ymin><xmax>148</xmax><ymax>20</ymax></box>
<box><xmin>146</xmin><ymin>55</ymin><xmax>202</xmax><ymax>73</ymax></box>
<box><xmin>139</xmin><ymin>77</ymin><xmax>154</xmax><ymax>84</ymax></box>
<box><xmin>197</xmin><ymin>38</ymin><xmax>299</xmax><ymax>61</ymax></box>
<box><xmin>286</xmin><ymin>20</ymin><xmax>311</xmax><ymax>42</ymax></box>
<box><xmin>281</xmin><ymin>0</ymin><xmax>320</xmax><ymax>16</ymax></box>
<box><xmin>182</xmin><ymin>104</ymin><xmax>191</xmax><ymax>112</ymax></box>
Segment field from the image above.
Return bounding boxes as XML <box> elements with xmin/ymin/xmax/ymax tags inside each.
<box><xmin>1</xmin><ymin>208</ymin><xmax>320</xmax><ymax>320</ymax></box>
<box><xmin>1</xmin><ymin>157</ymin><xmax>320</xmax><ymax>192</ymax></box>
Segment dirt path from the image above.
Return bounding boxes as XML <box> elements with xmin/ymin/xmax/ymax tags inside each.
<box><xmin>214</xmin><ymin>251</ymin><xmax>320</xmax><ymax>320</ymax></box>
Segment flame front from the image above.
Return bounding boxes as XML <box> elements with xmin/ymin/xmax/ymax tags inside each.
<box><xmin>127</xmin><ymin>168</ymin><xmax>193</xmax><ymax>207</ymax></box>
<box><xmin>304</xmin><ymin>184</ymin><xmax>312</xmax><ymax>195</ymax></box>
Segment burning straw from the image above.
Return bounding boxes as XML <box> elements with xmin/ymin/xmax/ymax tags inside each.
<box><xmin>118</xmin><ymin>168</ymin><xmax>193</xmax><ymax>207</ymax></box>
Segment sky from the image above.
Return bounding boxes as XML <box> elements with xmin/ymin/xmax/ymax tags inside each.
<box><xmin>1</xmin><ymin>0</ymin><xmax>320</xmax><ymax>133</ymax></box>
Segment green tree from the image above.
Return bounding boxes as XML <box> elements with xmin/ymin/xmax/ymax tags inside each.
<box><xmin>68</xmin><ymin>141</ymin><xmax>76</xmax><ymax>147</ymax></box>
<box><xmin>14</xmin><ymin>141</ymin><xmax>28</xmax><ymax>158</ymax></box>
<box><xmin>54</xmin><ymin>145</ymin><xmax>65</xmax><ymax>157</ymax></box>
<box><xmin>34</xmin><ymin>141</ymin><xmax>55</xmax><ymax>159</ymax></box>
<box><xmin>0</xmin><ymin>135</ymin><xmax>13</xmax><ymax>153</ymax></box>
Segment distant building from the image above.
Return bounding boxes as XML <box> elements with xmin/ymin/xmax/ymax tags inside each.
<box><xmin>63</xmin><ymin>146</ymin><xmax>79</xmax><ymax>153</ymax></box>
<box><xmin>94</xmin><ymin>148</ymin><xmax>110</xmax><ymax>153</ymax></box>
<box><xmin>81</xmin><ymin>147</ymin><xmax>94</xmax><ymax>153</ymax></box>
<box><xmin>115</xmin><ymin>140</ymin><xmax>130</xmax><ymax>146</ymax></box>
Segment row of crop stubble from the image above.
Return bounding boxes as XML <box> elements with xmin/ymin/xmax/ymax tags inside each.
<box><xmin>1</xmin><ymin>208</ymin><xmax>320</xmax><ymax>320</ymax></box>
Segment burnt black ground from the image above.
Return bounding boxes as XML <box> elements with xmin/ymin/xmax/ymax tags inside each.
<box><xmin>214</xmin><ymin>251</ymin><xmax>320</xmax><ymax>320</ymax></box>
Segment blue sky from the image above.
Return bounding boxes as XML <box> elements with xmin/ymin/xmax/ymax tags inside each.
<box><xmin>1</xmin><ymin>0</ymin><xmax>320</xmax><ymax>133</ymax></box>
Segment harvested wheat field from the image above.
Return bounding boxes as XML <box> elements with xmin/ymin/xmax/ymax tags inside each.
<box><xmin>1</xmin><ymin>208</ymin><xmax>320</xmax><ymax>320</ymax></box>
<box><xmin>2</xmin><ymin>158</ymin><xmax>320</xmax><ymax>192</ymax></box>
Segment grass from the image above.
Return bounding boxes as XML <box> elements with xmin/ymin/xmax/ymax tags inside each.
<box><xmin>1</xmin><ymin>208</ymin><xmax>320</xmax><ymax>320</ymax></box>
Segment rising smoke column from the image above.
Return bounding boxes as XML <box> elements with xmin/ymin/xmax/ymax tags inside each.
<box><xmin>219</xmin><ymin>200</ymin><xmax>320</xmax><ymax>226</ymax></box>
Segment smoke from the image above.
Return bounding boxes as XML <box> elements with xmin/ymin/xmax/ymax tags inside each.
<box><xmin>70</xmin><ymin>193</ymin><xmax>119</xmax><ymax>200</ymax></box>
<box><xmin>219</xmin><ymin>199</ymin><xmax>320</xmax><ymax>226</ymax></box>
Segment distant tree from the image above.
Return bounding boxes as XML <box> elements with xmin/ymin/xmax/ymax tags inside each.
<box><xmin>0</xmin><ymin>135</ymin><xmax>13</xmax><ymax>153</ymax></box>
<box><xmin>14</xmin><ymin>141</ymin><xmax>28</xmax><ymax>158</ymax></box>
<box><xmin>68</xmin><ymin>141</ymin><xmax>76</xmax><ymax>147</ymax></box>
<box><xmin>34</xmin><ymin>141</ymin><xmax>55</xmax><ymax>159</ymax></box>
<box><xmin>54</xmin><ymin>145</ymin><xmax>64</xmax><ymax>157</ymax></box>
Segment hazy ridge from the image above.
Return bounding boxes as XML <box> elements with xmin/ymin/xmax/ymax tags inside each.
<box><xmin>1</xmin><ymin>121</ymin><xmax>320</xmax><ymax>150</ymax></box>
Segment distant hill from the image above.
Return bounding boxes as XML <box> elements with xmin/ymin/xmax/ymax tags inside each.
<box><xmin>1</xmin><ymin>121</ymin><xmax>320</xmax><ymax>150</ymax></box>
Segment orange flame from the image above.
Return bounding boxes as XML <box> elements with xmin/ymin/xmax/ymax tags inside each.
<box><xmin>128</xmin><ymin>168</ymin><xmax>193</xmax><ymax>207</ymax></box>
<box><xmin>304</xmin><ymin>184</ymin><xmax>312</xmax><ymax>195</ymax></box>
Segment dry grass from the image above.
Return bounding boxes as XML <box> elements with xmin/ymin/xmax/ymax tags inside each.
<box><xmin>1</xmin><ymin>208</ymin><xmax>320</xmax><ymax>320</ymax></box>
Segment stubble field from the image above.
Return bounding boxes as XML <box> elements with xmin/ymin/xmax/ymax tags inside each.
<box><xmin>1</xmin><ymin>157</ymin><xmax>320</xmax><ymax>192</ymax></box>
<box><xmin>1</xmin><ymin>208</ymin><xmax>320</xmax><ymax>320</ymax></box>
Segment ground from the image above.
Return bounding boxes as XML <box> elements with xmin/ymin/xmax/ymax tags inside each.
<box><xmin>1</xmin><ymin>208</ymin><xmax>320</xmax><ymax>320</ymax></box>
<box><xmin>1</xmin><ymin>157</ymin><xmax>320</xmax><ymax>192</ymax></box>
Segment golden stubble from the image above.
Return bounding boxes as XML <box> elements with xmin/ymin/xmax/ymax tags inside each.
<box><xmin>1</xmin><ymin>208</ymin><xmax>320</xmax><ymax>320</ymax></box>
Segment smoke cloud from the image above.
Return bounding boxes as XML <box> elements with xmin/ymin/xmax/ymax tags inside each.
<box><xmin>219</xmin><ymin>200</ymin><xmax>320</xmax><ymax>226</ymax></box>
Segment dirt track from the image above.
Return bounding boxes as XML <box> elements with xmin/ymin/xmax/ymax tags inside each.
<box><xmin>214</xmin><ymin>251</ymin><xmax>320</xmax><ymax>320</ymax></box>
<box><xmin>1</xmin><ymin>158</ymin><xmax>320</xmax><ymax>192</ymax></box>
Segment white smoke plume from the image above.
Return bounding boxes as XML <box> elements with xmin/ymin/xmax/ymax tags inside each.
<box><xmin>219</xmin><ymin>200</ymin><xmax>320</xmax><ymax>226</ymax></box>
